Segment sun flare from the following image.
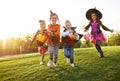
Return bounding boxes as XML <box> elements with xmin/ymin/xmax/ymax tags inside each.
<box><xmin>0</xmin><ymin>32</ymin><xmax>18</xmax><ymax>40</ymax></box>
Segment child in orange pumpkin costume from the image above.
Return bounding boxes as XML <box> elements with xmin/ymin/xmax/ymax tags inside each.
<box><xmin>30</xmin><ymin>20</ymin><xmax>48</xmax><ymax>65</ymax></box>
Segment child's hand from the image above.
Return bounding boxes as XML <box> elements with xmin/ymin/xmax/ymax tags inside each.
<box><xmin>89</xmin><ymin>20</ymin><xmax>91</xmax><ymax>22</ymax></box>
<box><xmin>84</xmin><ymin>29</ymin><xmax>87</xmax><ymax>32</ymax></box>
<box><xmin>51</xmin><ymin>32</ymin><xmax>54</xmax><ymax>36</ymax></box>
<box><xmin>74</xmin><ymin>33</ymin><xmax>77</xmax><ymax>36</ymax></box>
<box><xmin>69</xmin><ymin>30</ymin><xmax>73</xmax><ymax>33</ymax></box>
<box><xmin>47</xmin><ymin>30</ymin><xmax>54</xmax><ymax>36</ymax></box>
<box><xmin>47</xmin><ymin>30</ymin><xmax>51</xmax><ymax>33</ymax></box>
<box><xmin>110</xmin><ymin>30</ymin><xmax>114</xmax><ymax>33</ymax></box>
<box><xmin>43</xmin><ymin>44</ymin><xmax>47</xmax><ymax>47</ymax></box>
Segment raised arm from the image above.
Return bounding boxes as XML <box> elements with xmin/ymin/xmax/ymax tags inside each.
<box><xmin>99</xmin><ymin>21</ymin><xmax>111</xmax><ymax>31</ymax></box>
<box><xmin>30</xmin><ymin>30</ymin><xmax>39</xmax><ymax>46</ymax></box>
<box><xmin>84</xmin><ymin>21</ymin><xmax>91</xmax><ymax>31</ymax></box>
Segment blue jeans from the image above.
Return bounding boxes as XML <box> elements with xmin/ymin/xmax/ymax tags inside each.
<box><xmin>64</xmin><ymin>46</ymin><xmax>74</xmax><ymax>63</ymax></box>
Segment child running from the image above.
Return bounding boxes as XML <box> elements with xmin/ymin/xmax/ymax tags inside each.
<box><xmin>62</xmin><ymin>20</ymin><xmax>80</xmax><ymax>67</ymax></box>
<box><xmin>84</xmin><ymin>8</ymin><xmax>114</xmax><ymax>58</ymax></box>
<box><xmin>47</xmin><ymin>10</ymin><xmax>60</xmax><ymax>67</ymax></box>
<box><xmin>30</xmin><ymin>20</ymin><xmax>48</xmax><ymax>64</ymax></box>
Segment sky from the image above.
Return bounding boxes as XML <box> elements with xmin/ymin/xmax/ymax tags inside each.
<box><xmin>0</xmin><ymin>0</ymin><xmax>120</xmax><ymax>39</ymax></box>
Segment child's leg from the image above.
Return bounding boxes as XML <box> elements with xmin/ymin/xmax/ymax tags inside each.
<box><xmin>69</xmin><ymin>47</ymin><xmax>74</xmax><ymax>67</ymax></box>
<box><xmin>95</xmin><ymin>40</ymin><xmax>104</xmax><ymax>58</ymax></box>
<box><xmin>49</xmin><ymin>52</ymin><xmax>53</xmax><ymax>60</ymax></box>
<box><xmin>41</xmin><ymin>53</ymin><xmax>45</xmax><ymax>62</ymax></box>
<box><xmin>53</xmin><ymin>45</ymin><xmax>59</xmax><ymax>64</ymax></box>
<box><xmin>39</xmin><ymin>47</ymin><xmax>43</xmax><ymax>64</ymax></box>
<box><xmin>63</xmin><ymin>46</ymin><xmax>70</xmax><ymax>63</ymax></box>
<box><xmin>48</xmin><ymin>45</ymin><xmax>54</xmax><ymax>60</ymax></box>
<box><xmin>95</xmin><ymin>44</ymin><xmax>99</xmax><ymax>52</ymax></box>
<box><xmin>47</xmin><ymin>45</ymin><xmax>53</xmax><ymax>66</ymax></box>
<box><xmin>64</xmin><ymin>46</ymin><xmax>70</xmax><ymax>58</ymax></box>
<box><xmin>38</xmin><ymin>47</ymin><xmax>40</xmax><ymax>53</ymax></box>
<box><xmin>39</xmin><ymin>53</ymin><xmax>44</xmax><ymax>65</ymax></box>
<box><xmin>39</xmin><ymin>46</ymin><xmax>46</xmax><ymax>62</ymax></box>
<box><xmin>69</xmin><ymin>47</ymin><xmax>74</xmax><ymax>64</ymax></box>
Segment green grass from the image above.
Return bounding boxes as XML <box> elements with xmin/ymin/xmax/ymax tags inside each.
<box><xmin>0</xmin><ymin>46</ymin><xmax>120</xmax><ymax>81</ymax></box>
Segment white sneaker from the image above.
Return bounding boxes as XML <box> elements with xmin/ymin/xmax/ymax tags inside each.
<box><xmin>70</xmin><ymin>63</ymin><xmax>75</xmax><ymax>67</ymax></box>
<box><xmin>47</xmin><ymin>60</ymin><xmax>52</xmax><ymax>67</ymax></box>
<box><xmin>53</xmin><ymin>63</ymin><xmax>58</xmax><ymax>67</ymax></box>
<box><xmin>67</xmin><ymin>58</ymin><xmax>70</xmax><ymax>63</ymax></box>
<box><xmin>40</xmin><ymin>61</ymin><xmax>44</xmax><ymax>65</ymax></box>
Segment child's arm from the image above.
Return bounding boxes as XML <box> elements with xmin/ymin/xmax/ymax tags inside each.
<box><xmin>47</xmin><ymin>25</ymin><xmax>60</xmax><ymax>36</ymax></box>
<box><xmin>30</xmin><ymin>30</ymin><xmax>39</xmax><ymax>46</ymax></box>
<box><xmin>75</xmin><ymin>34</ymin><xmax>80</xmax><ymax>40</ymax></box>
<box><xmin>100</xmin><ymin>21</ymin><xmax>114</xmax><ymax>32</ymax></box>
<box><xmin>47</xmin><ymin>25</ymin><xmax>54</xmax><ymax>36</ymax></box>
<box><xmin>55</xmin><ymin>25</ymin><xmax>60</xmax><ymax>36</ymax></box>
<box><xmin>84</xmin><ymin>20</ymin><xmax>91</xmax><ymax>31</ymax></box>
<box><xmin>62</xmin><ymin>30</ymin><xmax>69</xmax><ymax>37</ymax></box>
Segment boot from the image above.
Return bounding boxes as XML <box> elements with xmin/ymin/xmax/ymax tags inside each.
<box><xmin>99</xmin><ymin>51</ymin><xmax>104</xmax><ymax>58</ymax></box>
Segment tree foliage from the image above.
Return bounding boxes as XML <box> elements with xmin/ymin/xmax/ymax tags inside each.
<box><xmin>108</xmin><ymin>32</ymin><xmax>120</xmax><ymax>46</ymax></box>
<box><xmin>0</xmin><ymin>33</ymin><xmax>37</xmax><ymax>55</ymax></box>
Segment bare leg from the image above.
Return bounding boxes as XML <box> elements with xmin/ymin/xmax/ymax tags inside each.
<box><xmin>41</xmin><ymin>53</ymin><xmax>45</xmax><ymax>62</ymax></box>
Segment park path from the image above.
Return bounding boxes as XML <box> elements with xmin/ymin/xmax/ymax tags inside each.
<box><xmin>0</xmin><ymin>53</ymin><xmax>36</xmax><ymax>59</ymax></box>
<box><xmin>0</xmin><ymin>49</ymin><xmax>63</xmax><ymax>59</ymax></box>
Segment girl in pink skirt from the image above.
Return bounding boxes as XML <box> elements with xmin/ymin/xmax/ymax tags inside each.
<box><xmin>84</xmin><ymin>8</ymin><xmax>114</xmax><ymax>58</ymax></box>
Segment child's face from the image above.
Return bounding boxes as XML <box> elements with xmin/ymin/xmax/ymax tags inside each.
<box><xmin>91</xmin><ymin>13</ymin><xmax>97</xmax><ymax>21</ymax></box>
<box><xmin>51</xmin><ymin>15</ymin><xmax>58</xmax><ymax>24</ymax></box>
<box><xmin>65</xmin><ymin>22</ymin><xmax>71</xmax><ymax>30</ymax></box>
<box><xmin>40</xmin><ymin>22</ymin><xmax>46</xmax><ymax>29</ymax></box>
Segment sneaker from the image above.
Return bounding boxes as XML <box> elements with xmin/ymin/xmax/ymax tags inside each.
<box><xmin>67</xmin><ymin>58</ymin><xmax>70</xmax><ymax>63</ymax></box>
<box><xmin>53</xmin><ymin>63</ymin><xmax>58</xmax><ymax>67</ymax></box>
<box><xmin>47</xmin><ymin>60</ymin><xmax>52</xmax><ymax>67</ymax></box>
<box><xmin>40</xmin><ymin>61</ymin><xmax>44</xmax><ymax>65</ymax></box>
<box><xmin>70</xmin><ymin>63</ymin><xmax>75</xmax><ymax>67</ymax></box>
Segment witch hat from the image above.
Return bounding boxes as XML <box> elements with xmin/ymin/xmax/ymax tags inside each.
<box><xmin>86</xmin><ymin>8</ymin><xmax>102</xmax><ymax>20</ymax></box>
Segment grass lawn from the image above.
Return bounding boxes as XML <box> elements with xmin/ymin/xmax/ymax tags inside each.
<box><xmin>0</xmin><ymin>46</ymin><xmax>120</xmax><ymax>81</ymax></box>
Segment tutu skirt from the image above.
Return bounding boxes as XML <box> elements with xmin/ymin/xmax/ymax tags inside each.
<box><xmin>91</xmin><ymin>31</ymin><xmax>106</xmax><ymax>43</ymax></box>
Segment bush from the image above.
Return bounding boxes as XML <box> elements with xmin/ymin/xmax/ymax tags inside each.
<box><xmin>74</xmin><ymin>40</ymin><xmax>82</xmax><ymax>48</ymax></box>
<box><xmin>108</xmin><ymin>32</ymin><xmax>120</xmax><ymax>46</ymax></box>
<box><xmin>80</xmin><ymin>40</ymin><xmax>93</xmax><ymax>48</ymax></box>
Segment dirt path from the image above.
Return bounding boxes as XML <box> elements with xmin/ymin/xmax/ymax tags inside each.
<box><xmin>0</xmin><ymin>53</ymin><xmax>37</xmax><ymax>59</ymax></box>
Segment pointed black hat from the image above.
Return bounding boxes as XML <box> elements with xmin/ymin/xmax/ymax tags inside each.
<box><xmin>86</xmin><ymin>8</ymin><xmax>102</xmax><ymax>20</ymax></box>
